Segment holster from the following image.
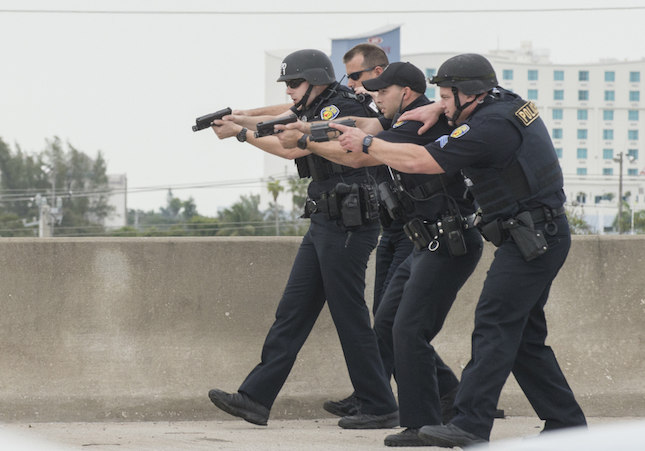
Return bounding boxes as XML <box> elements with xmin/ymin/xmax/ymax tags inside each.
<box><xmin>302</xmin><ymin>183</ymin><xmax>378</xmax><ymax>230</ymax></box>
<box><xmin>502</xmin><ymin>211</ymin><xmax>548</xmax><ymax>261</ymax></box>
<box><xmin>480</xmin><ymin>211</ymin><xmax>548</xmax><ymax>261</ymax></box>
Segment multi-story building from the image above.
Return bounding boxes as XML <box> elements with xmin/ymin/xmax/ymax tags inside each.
<box><xmin>263</xmin><ymin>42</ymin><xmax>645</xmax><ymax>233</ymax></box>
<box><xmin>406</xmin><ymin>43</ymin><xmax>645</xmax><ymax>233</ymax></box>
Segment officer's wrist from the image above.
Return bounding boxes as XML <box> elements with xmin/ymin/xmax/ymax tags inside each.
<box><xmin>236</xmin><ymin>127</ymin><xmax>248</xmax><ymax>142</ymax></box>
<box><xmin>297</xmin><ymin>134</ymin><xmax>309</xmax><ymax>150</ymax></box>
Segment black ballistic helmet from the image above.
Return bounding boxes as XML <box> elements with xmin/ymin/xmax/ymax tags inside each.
<box><xmin>277</xmin><ymin>49</ymin><xmax>336</xmax><ymax>85</ymax></box>
<box><xmin>430</xmin><ymin>53</ymin><xmax>498</xmax><ymax>95</ymax></box>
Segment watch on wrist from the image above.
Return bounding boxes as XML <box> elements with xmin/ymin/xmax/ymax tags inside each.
<box><xmin>362</xmin><ymin>134</ymin><xmax>374</xmax><ymax>154</ymax></box>
<box><xmin>236</xmin><ymin>127</ymin><xmax>248</xmax><ymax>143</ymax></box>
<box><xmin>297</xmin><ymin>134</ymin><xmax>309</xmax><ymax>150</ymax></box>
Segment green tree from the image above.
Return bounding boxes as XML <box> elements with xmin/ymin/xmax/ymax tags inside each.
<box><xmin>565</xmin><ymin>204</ymin><xmax>592</xmax><ymax>235</ymax></box>
<box><xmin>217</xmin><ymin>194</ymin><xmax>266</xmax><ymax>236</ymax></box>
<box><xmin>266</xmin><ymin>178</ymin><xmax>285</xmax><ymax>235</ymax></box>
<box><xmin>0</xmin><ymin>136</ymin><xmax>112</xmax><ymax>236</ymax></box>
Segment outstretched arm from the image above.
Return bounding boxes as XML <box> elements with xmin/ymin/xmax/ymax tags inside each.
<box><xmin>211</xmin><ymin>118</ymin><xmax>308</xmax><ymax>160</ymax></box>
<box><xmin>330</xmin><ymin>122</ymin><xmax>445</xmax><ymax>174</ymax></box>
<box><xmin>274</xmin><ymin>121</ymin><xmax>384</xmax><ymax>168</ymax></box>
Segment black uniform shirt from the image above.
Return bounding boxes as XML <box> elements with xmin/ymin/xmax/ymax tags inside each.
<box><xmin>300</xmin><ymin>83</ymin><xmax>375</xmax><ymax>199</ymax></box>
<box><xmin>424</xmin><ymin>92</ymin><xmax>565</xmax><ymax>211</ymax></box>
<box><xmin>375</xmin><ymin>95</ymin><xmax>474</xmax><ymax>222</ymax></box>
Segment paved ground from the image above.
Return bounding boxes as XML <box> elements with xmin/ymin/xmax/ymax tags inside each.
<box><xmin>2</xmin><ymin>416</ymin><xmax>642</xmax><ymax>450</ymax></box>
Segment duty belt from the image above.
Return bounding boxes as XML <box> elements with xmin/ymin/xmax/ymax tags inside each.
<box><xmin>406</xmin><ymin>214</ymin><xmax>476</xmax><ymax>251</ymax></box>
<box><xmin>424</xmin><ymin>214</ymin><xmax>477</xmax><ymax>237</ymax></box>
<box><xmin>304</xmin><ymin>193</ymin><xmax>340</xmax><ymax>219</ymax></box>
<box><xmin>529</xmin><ymin>205</ymin><xmax>566</xmax><ymax>224</ymax></box>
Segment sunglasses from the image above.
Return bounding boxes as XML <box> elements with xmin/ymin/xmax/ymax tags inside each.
<box><xmin>285</xmin><ymin>78</ymin><xmax>306</xmax><ymax>89</ymax></box>
<box><xmin>347</xmin><ymin>66</ymin><xmax>377</xmax><ymax>81</ymax></box>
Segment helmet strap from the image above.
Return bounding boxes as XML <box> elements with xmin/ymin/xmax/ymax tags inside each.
<box><xmin>450</xmin><ymin>87</ymin><xmax>476</xmax><ymax>123</ymax></box>
<box><xmin>293</xmin><ymin>84</ymin><xmax>314</xmax><ymax>112</ymax></box>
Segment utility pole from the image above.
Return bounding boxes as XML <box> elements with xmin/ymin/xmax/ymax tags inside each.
<box><xmin>613</xmin><ymin>152</ymin><xmax>624</xmax><ymax>234</ymax></box>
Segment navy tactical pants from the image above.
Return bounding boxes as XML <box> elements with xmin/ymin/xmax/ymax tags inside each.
<box><xmin>452</xmin><ymin>216</ymin><xmax>587</xmax><ymax>439</ymax></box>
<box><xmin>239</xmin><ymin>213</ymin><xmax>398</xmax><ymax>415</ymax></box>
<box><xmin>373</xmin><ymin>226</ymin><xmax>414</xmax><ymax>315</ymax></box>
<box><xmin>374</xmin><ymin>227</ymin><xmax>483</xmax><ymax>428</ymax></box>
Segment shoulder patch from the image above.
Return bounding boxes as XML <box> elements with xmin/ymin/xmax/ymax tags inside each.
<box><xmin>392</xmin><ymin>120</ymin><xmax>407</xmax><ymax>129</ymax></box>
<box><xmin>514</xmin><ymin>101</ymin><xmax>539</xmax><ymax>126</ymax></box>
<box><xmin>435</xmin><ymin>134</ymin><xmax>449</xmax><ymax>148</ymax></box>
<box><xmin>450</xmin><ymin>124</ymin><xmax>470</xmax><ymax>138</ymax></box>
<box><xmin>321</xmin><ymin>105</ymin><xmax>340</xmax><ymax>121</ymax></box>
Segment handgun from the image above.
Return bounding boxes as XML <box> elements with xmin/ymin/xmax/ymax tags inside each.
<box><xmin>309</xmin><ymin>119</ymin><xmax>356</xmax><ymax>142</ymax></box>
<box><xmin>254</xmin><ymin>114</ymin><xmax>298</xmax><ymax>138</ymax></box>
<box><xmin>192</xmin><ymin>107</ymin><xmax>232</xmax><ymax>132</ymax></box>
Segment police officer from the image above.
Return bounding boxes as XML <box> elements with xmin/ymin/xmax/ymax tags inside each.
<box><xmin>333</xmin><ymin>53</ymin><xmax>587</xmax><ymax>447</ymax></box>
<box><xmin>208</xmin><ymin>49</ymin><xmax>398</xmax><ymax>430</ymax></box>
<box><xmin>263</xmin><ymin>45</ymin><xmax>415</xmax><ymax>421</ymax></box>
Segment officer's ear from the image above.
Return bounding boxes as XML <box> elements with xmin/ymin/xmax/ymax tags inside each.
<box><xmin>373</xmin><ymin>65</ymin><xmax>385</xmax><ymax>76</ymax></box>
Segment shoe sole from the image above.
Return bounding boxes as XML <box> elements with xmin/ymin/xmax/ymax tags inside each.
<box><xmin>338</xmin><ymin>413</ymin><xmax>399</xmax><ymax>430</ymax></box>
<box><xmin>208</xmin><ymin>390</ymin><xmax>268</xmax><ymax>426</ymax></box>
<box><xmin>418</xmin><ymin>427</ymin><xmax>485</xmax><ymax>448</ymax></box>
<box><xmin>384</xmin><ymin>437</ymin><xmax>426</xmax><ymax>447</ymax></box>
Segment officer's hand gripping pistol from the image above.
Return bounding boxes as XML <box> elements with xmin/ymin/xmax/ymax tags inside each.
<box><xmin>191</xmin><ymin>107</ymin><xmax>232</xmax><ymax>132</ymax></box>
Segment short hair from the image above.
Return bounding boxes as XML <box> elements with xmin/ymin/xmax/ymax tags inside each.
<box><xmin>343</xmin><ymin>43</ymin><xmax>389</xmax><ymax>68</ymax></box>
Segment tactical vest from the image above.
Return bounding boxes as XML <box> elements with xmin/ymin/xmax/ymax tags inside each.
<box><xmin>461</xmin><ymin>91</ymin><xmax>563</xmax><ymax>223</ymax></box>
<box><xmin>294</xmin><ymin>83</ymin><xmax>378</xmax><ymax>181</ymax></box>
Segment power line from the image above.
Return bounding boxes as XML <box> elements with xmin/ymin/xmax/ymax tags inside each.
<box><xmin>0</xmin><ymin>174</ymin><xmax>294</xmax><ymax>202</ymax></box>
<box><xmin>0</xmin><ymin>6</ymin><xmax>643</xmax><ymax>15</ymax></box>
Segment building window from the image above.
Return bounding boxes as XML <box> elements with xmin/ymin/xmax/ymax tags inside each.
<box><xmin>554</xmin><ymin>89</ymin><xmax>564</xmax><ymax>100</ymax></box>
<box><xmin>603</xmin><ymin>148</ymin><xmax>614</xmax><ymax>159</ymax></box>
<box><xmin>579</xmin><ymin>70</ymin><xmax>589</xmax><ymax>81</ymax></box>
<box><xmin>629</xmin><ymin>91</ymin><xmax>640</xmax><ymax>102</ymax></box>
<box><xmin>628</xmin><ymin>149</ymin><xmax>639</xmax><ymax>159</ymax></box>
<box><xmin>425</xmin><ymin>87</ymin><xmax>435</xmax><ymax>99</ymax></box>
<box><xmin>628</xmin><ymin>168</ymin><xmax>638</xmax><ymax>176</ymax></box>
<box><xmin>603</xmin><ymin>110</ymin><xmax>614</xmax><ymax>121</ymax></box>
<box><xmin>578</xmin><ymin>90</ymin><xmax>589</xmax><ymax>101</ymax></box>
<box><xmin>628</xmin><ymin>130</ymin><xmax>639</xmax><ymax>140</ymax></box>
<box><xmin>577</xmin><ymin>129</ymin><xmax>588</xmax><ymax>140</ymax></box>
<box><xmin>503</xmin><ymin>69</ymin><xmax>513</xmax><ymax>80</ymax></box>
<box><xmin>527</xmin><ymin>89</ymin><xmax>538</xmax><ymax>100</ymax></box>
<box><xmin>554</xmin><ymin>70</ymin><xmax>564</xmax><ymax>81</ymax></box>
<box><xmin>552</xmin><ymin>128</ymin><xmax>563</xmax><ymax>139</ymax></box>
<box><xmin>605</xmin><ymin>71</ymin><xmax>615</xmax><ymax>82</ymax></box>
<box><xmin>555</xmin><ymin>147</ymin><xmax>563</xmax><ymax>158</ymax></box>
<box><xmin>628</xmin><ymin>110</ymin><xmax>639</xmax><ymax>121</ymax></box>
<box><xmin>528</xmin><ymin>69</ymin><xmax>538</xmax><ymax>81</ymax></box>
<box><xmin>603</xmin><ymin>129</ymin><xmax>614</xmax><ymax>140</ymax></box>
<box><xmin>604</xmin><ymin>90</ymin><xmax>615</xmax><ymax>101</ymax></box>
<box><xmin>425</xmin><ymin>68</ymin><xmax>436</xmax><ymax>78</ymax></box>
<box><xmin>552</xmin><ymin>109</ymin><xmax>563</xmax><ymax>120</ymax></box>
<box><xmin>577</xmin><ymin>109</ymin><xmax>588</xmax><ymax>120</ymax></box>
<box><xmin>576</xmin><ymin>168</ymin><xmax>587</xmax><ymax>176</ymax></box>
<box><xmin>603</xmin><ymin>168</ymin><xmax>614</xmax><ymax>176</ymax></box>
<box><xmin>630</xmin><ymin>71</ymin><xmax>641</xmax><ymax>83</ymax></box>
<box><xmin>577</xmin><ymin>148</ymin><xmax>588</xmax><ymax>159</ymax></box>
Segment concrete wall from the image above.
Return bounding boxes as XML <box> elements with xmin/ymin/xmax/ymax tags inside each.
<box><xmin>0</xmin><ymin>236</ymin><xmax>643</xmax><ymax>422</ymax></box>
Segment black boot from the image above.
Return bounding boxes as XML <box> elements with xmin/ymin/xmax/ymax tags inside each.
<box><xmin>208</xmin><ymin>388</ymin><xmax>269</xmax><ymax>426</ymax></box>
<box><xmin>323</xmin><ymin>394</ymin><xmax>361</xmax><ymax>417</ymax></box>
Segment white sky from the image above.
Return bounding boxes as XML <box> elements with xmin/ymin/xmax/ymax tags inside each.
<box><xmin>1</xmin><ymin>0</ymin><xmax>644</xmax><ymax>216</ymax></box>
